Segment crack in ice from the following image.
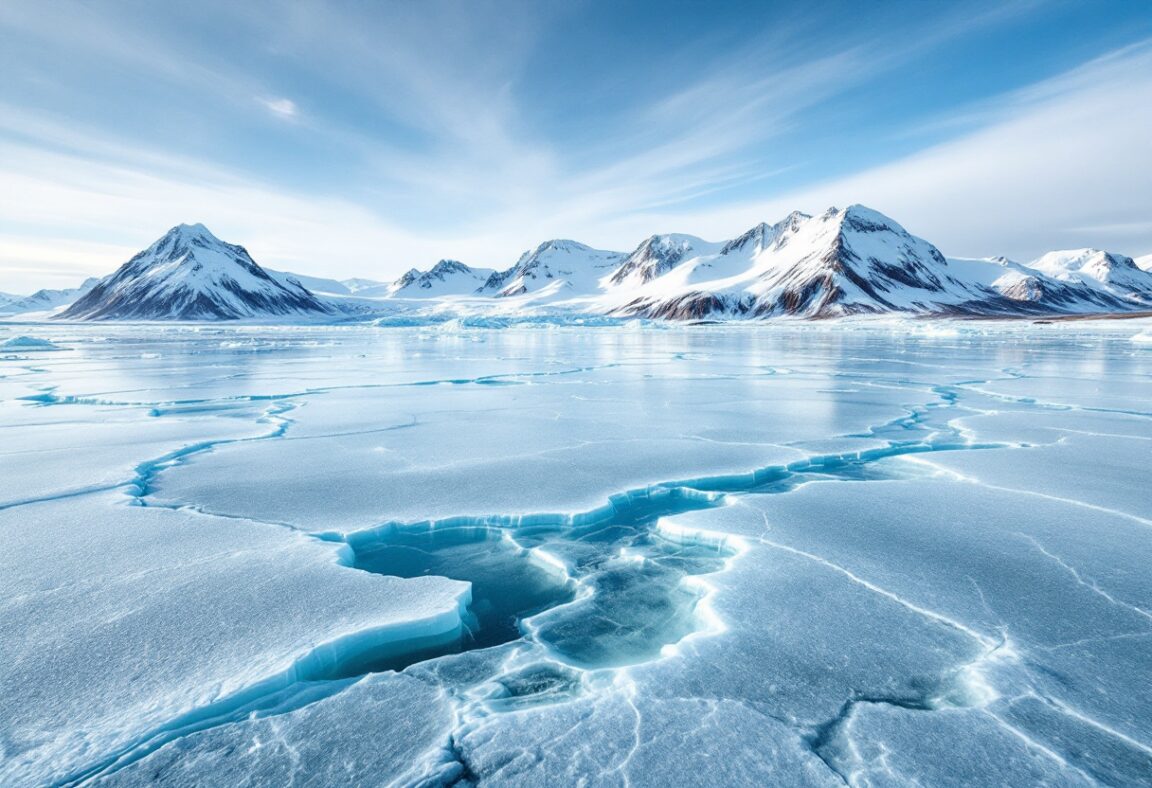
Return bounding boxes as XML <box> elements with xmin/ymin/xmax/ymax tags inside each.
<box><xmin>1017</xmin><ymin>534</ymin><xmax>1152</xmax><ymax>623</ymax></box>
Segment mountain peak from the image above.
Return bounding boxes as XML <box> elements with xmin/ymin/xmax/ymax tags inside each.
<box><xmin>166</xmin><ymin>222</ymin><xmax>217</xmax><ymax>241</ymax></box>
<box><xmin>394</xmin><ymin>268</ymin><xmax>421</xmax><ymax>286</ymax></box>
<box><xmin>175</xmin><ymin>221</ymin><xmax>210</xmax><ymax>233</ymax></box>
<box><xmin>531</xmin><ymin>239</ymin><xmax>591</xmax><ymax>256</ymax></box>
<box><xmin>428</xmin><ymin>259</ymin><xmax>472</xmax><ymax>275</ymax></box>
<box><xmin>481</xmin><ymin>239</ymin><xmax>626</xmax><ymax>297</ymax></box>
<box><xmin>720</xmin><ymin>222</ymin><xmax>774</xmax><ymax>255</ymax></box>
<box><xmin>1032</xmin><ymin>248</ymin><xmax>1135</xmax><ymax>272</ymax></box>
<box><xmin>387</xmin><ymin>259</ymin><xmax>493</xmax><ymax>296</ymax></box>
<box><xmin>59</xmin><ymin>224</ymin><xmax>330</xmax><ymax>320</ymax></box>
<box><xmin>721</xmin><ymin>212</ymin><xmax>814</xmax><ymax>257</ymax></box>
<box><xmin>609</xmin><ymin>233</ymin><xmax>712</xmax><ymax>286</ymax></box>
<box><xmin>835</xmin><ymin>205</ymin><xmax>908</xmax><ymax>235</ymax></box>
<box><xmin>141</xmin><ymin>222</ymin><xmax>241</xmax><ymax>267</ymax></box>
<box><xmin>1028</xmin><ymin>248</ymin><xmax>1152</xmax><ymax>304</ymax></box>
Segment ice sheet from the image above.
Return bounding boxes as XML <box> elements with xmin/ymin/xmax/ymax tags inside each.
<box><xmin>1</xmin><ymin>320</ymin><xmax>1150</xmax><ymax>785</ymax></box>
<box><xmin>0</xmin><ymin>491</ymin><xmax>467</xmax><ymax>785</ymax></box>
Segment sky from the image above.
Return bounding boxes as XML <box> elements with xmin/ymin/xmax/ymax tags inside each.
<box><xmin>1</xmin><ymin>0</ymin><xmax>1150</xmax><ymax>293</ymax></box>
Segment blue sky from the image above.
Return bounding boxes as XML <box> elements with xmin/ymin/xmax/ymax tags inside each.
<box><xmin>1</xmin><ymin>0</ymin><xmax>1150</xmax><ymax>291</ymax></box>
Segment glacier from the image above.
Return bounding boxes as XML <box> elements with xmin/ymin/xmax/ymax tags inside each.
<box><xmin>1</xmin><ymin>319</ymin><xmax>1150</xmax><ymax>786</ymax></box>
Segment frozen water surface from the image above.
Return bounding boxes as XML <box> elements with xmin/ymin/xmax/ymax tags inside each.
<box><xmin>0</xmin><ymin>320</ymin><xmax>1150</xmax><ymax>786</ymax></box>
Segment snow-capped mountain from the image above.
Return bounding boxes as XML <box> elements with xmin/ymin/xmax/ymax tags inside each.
<box><xmin>388</xmin><ymin>260</ymin><xmax>495</xmax><ymax>297</ymax></box>
<box><xmin>594</xmin><ymin>207</ymin><xmax>1152</xmax><ymax>319</ymax></box>
<box><xmin>608</xmin><ymin>234</ymin><xmax>722</xmax><ymax>289</ymax></box>
<box><xmin>603</xmin><ymin>206</ymin><xmax>994</xmax><ymax>318</ymax></box>
<box><xmin>59</xmin><ymin>224</ymin><xmax>333</xmax><ymax>320</ymax></box>
<box><xmin>12</xmin><ymin>208</ymin><xmax>1152</xmax><ymax>323</ymax></box>
<box><xmin>290</xmin><ymin>208</ymin><xmax>1152</xmax><ymax>320</ymax></box>
<box><xmin>479</xmin><ymin>240</ymin><xmax>627</xmax><ymax>298</ymax></box>
<box><xmin>944</xmin><ymin>255</ymin><xmax>1139</xmax><ymax>313</ymax></box>
<box><xmin>1137</xmin><ymin>254</ymin><xmax>1151</xmax><ymax>273</ymax></box>
<box><xmin>0</xmin><ymin>278</ymin><xmax>100</xmax><ymax>315</ymax></box>
<box><xmin>1029</xmin><ymin>249</ymin><xmax>1152</xmax><ymax>308</ymax></box>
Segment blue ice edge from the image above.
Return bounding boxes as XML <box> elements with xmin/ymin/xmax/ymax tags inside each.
<box><xmin>57</xmin><ymin>589</ymin><xmax>474</xmax><ymax>787</ymax></box>
<box><xmin>331</xmin><ymin>439</ymin><xmax>1001</xmax><ymax>661</ymax></box>
<box><xmin>59</xmin><ymin>419</ymin><xmax>1006</xmax><ymax>783</ymax></box>
<box><xmin>336</xmin><ymin>486</ymin><xmax>726</xmax><ymax>553</ymax></box>
<box><xmin>336</xmin><ymin>442</ymin><xmax>988</xmax><ymax>552</ymax></box>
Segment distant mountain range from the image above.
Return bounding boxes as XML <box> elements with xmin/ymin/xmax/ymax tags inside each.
<box><xmin>0</xmin><ymin>278</ymin><xmax>100</xmax><ymax>315</ymax></box>
<box><xmin>604</xmin><ymin>207</ymin><xmax>1151</xmax><ymax>319</ymax></box>
<box><xmin>1</xmin><ymin>207</ymin><xmax>1149</xmax><ymax>321</ymax></box>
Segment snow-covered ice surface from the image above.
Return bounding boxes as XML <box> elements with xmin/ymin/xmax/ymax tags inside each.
<box><xmin>1</xmin><ymin>319</ymin><xmax>1150</xmax><ymax>786</ymax></box>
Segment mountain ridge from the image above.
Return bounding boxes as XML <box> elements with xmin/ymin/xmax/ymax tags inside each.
<box><xmin>14</xmin><ymin>208</ymin><xmax>1152</xmax><ymax>322</ymax></box>
<box><xmin>0</xmin><ymin>278</ymin><xmax>100</xmax><ymax>315</ymax></box>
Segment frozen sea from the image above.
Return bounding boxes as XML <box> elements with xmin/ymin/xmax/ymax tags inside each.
<box><xmin>1</xmin><ymin>320</ymin><xmax>1151</xmax><ymax>786</ymax></box>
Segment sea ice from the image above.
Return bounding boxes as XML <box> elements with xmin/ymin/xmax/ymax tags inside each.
<box><xmin>1</xmin><ymin>320</ymin><xmax>1149</xmax><ymax>785</ymax></box>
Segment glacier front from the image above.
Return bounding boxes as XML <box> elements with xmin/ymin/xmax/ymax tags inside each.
<box><xmin>1</xmin><ymin>320</ymin><xmax>1150</xmax><ymax>786</ymax></box>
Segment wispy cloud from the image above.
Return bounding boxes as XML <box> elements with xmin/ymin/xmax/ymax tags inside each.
<box><xmin>0</xmin><ymin>1</ymin><xmax>1148</xmax><ymax>291</ymax></box>
<box><xmin>0</xmin><ymin>134</ymin><xmax>444</xmax><ymax>291</ymax></box>
<box><xmin>259</xmin><ymin>97</ymin><xmax>298</xmax><ymax>120</ymax></box>
<box><xmin>667</xmin><ymin>39</ymin><xmax>1152</xmax><ymax>261</ymax></box>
